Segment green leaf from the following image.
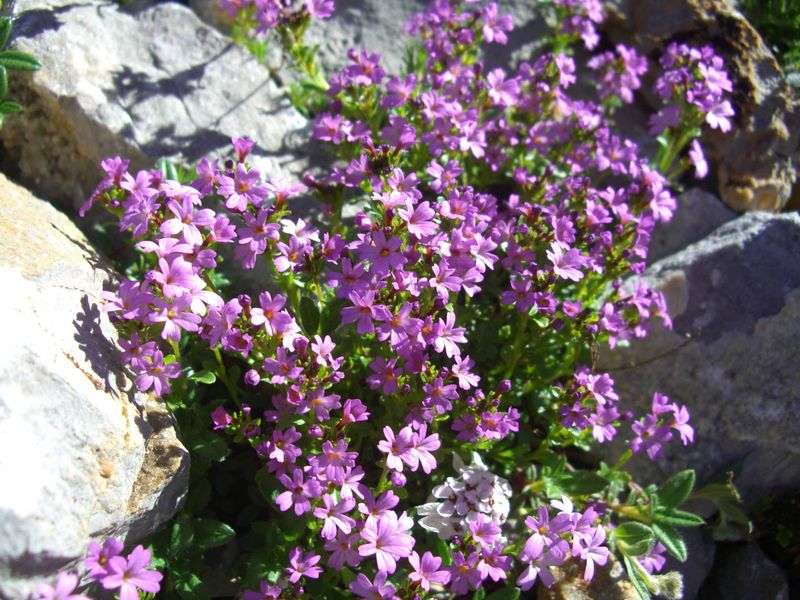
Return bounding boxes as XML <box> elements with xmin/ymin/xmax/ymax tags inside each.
<box><xmin>0</xmin><ymin>99</ymin><xmax>21</xmax><ymax>113</ymax></box>
<box><xmin>655</xmin><ymin>508</ymin><xmax>705</xmax><ymax>527</ymax></box>
<box><xmin>485</xmin><ymin>587</ymin><xmax>522</xmax><ymax>600</ymax></box>
<box><xmin>0</xmin><ymin>50</ymin><xmax>41</xmax><ymax>71</ymax></box>
<box><xmin>189</xmin><ymin>370</ymin><xmax>217</xmax><ymax>384</ymax></box>
<box><xmin>254</xmin><ymin>467</ymin><xmax>278</xmax><ymax>503</ymax></box>
<box><xmin>472</xmin><ymin>588</ymin><xmax>486</xmax><ymax>600</ymax></box>
<box><xmin>0</xmin><ymin>65</ymin><xmax>7</xmax><ymax>100</ymax></box>
<box><xmin>653</xmin><ymin>522</ymin><xmax>687</xmax><ymax>562</ymax></box>
<box><xmin>0</xmin><ymin>18</ymin><xmax>13</xmax><ymax>50</ymax></box>
<box><xmin>299</xmin><ymin>295</ymin><xmax>320</xmax><ymax>334</ymax></box>
<box><xmin>193</xmin><ymin>518</ymin><xmax>235</xmax><ymax>550</ymax></box>
<box><xmin>156</xmin><ymin>157</ymin><xmax>180</xmax><ymax>181</ymax></box>
<box><xmin>191</xmin><ymin>432</ymin><xmax>230</xmax><ymax>462</ymax></box>
<box><xmin>555</xmin><ymin>471</ymin><xmax>609</xmax><ymax>495</ymax></box>
<box><xmin>657</xmin><ymin>470</ymin><xmax>695</xmax><ymax>508</ymax></box>
<box><xmin>170</xmin><ymin>518</ymin><xmax>195</xmax><ymax>557</ymax></box>
<box><xmin>173</xmin><ymin>568</ymin><xmax>211</xmax><ymax>600</ymax></box>
<box><xmin>623</xmin><ymin>555</ymin><xmax>652</xmax><ymax>600</ymax></box>
<box><xmin>614</xmin><ymin>522</ymin><xmax>655</xmax><ymax>556</ymax></box>
<box><xmin>436</xmin><ymin>538</ymin><xmax>453</xmax><ymax>566</ymax></box>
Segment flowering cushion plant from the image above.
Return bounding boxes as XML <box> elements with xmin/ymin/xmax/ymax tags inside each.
<box><xmin>77</xmin><ymin>0</ymin><xmax>738</xmax><ymax>598</ymax></box>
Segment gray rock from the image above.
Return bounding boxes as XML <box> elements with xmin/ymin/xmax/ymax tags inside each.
<box><xmin>602</xmin><ymin>0</ymin><xmax>800</xmax><ymax>212</ymax></box>
<box><xmin>598</xmin><ymin>212</ymin><xmax>800</xmax><ymax>504</ymax></box>
<box><xmin>701</xmin><ymin>543</ymin><xmax>789</xmax><ymax>600</ymax></box>
<box><xmin>664</xmin><ymin>526</ymin><xmax>716</xmax><ymax>600</ymax></box>
<box><xmin>0</xmin><ymin>173</ymin><xmax>189</xmax><ymax>599</ymax></box>
<box><xmin>1</xmin><ymin>0</ymin><xmax>308</xmax><ymax>213</ymax></box>
<box><xmin>649</xmin><ymin>188</ymin><xmax>736</xmax><ymax>263</ymax></box>
<box><xmin>187</xmin><ymin>0</ymin><xmax>548</xmax><ymax>78</ymax></box>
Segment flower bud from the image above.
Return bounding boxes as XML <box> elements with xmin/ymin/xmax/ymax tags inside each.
<box><xmin>244</xmin><ymin>369</ymin><xmax>261</xmax><ymax>386</ymax></box>
<box><xmin>390</xmin><ymin>471</ymin><xmax>407</xmax><ymax>487</ymax></box>
<box><xmin>497</xmin><ymin>379</ymin><xmax>512</xmax><ymax>394</ymax></box>
<box><xmin>308</xmin><ymin>424</ymin><xmax>324</xmax><ymax>439</ymax></box>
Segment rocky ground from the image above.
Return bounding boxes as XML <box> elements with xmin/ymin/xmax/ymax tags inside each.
<box><xmin>0</xmin><ymin>0</ymin><xmax>797</xmax><ymax>598</ymax></box>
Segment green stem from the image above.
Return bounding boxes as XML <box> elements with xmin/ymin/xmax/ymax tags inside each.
<box><xmin>213</xmin><ymin>347</ymin><xmax>241</xmax><ymax>408</ymax></box>
<box><xmin>503</xmin><ymin>311</ymin><xmax>529</xmax><ymax>379</ymax></box>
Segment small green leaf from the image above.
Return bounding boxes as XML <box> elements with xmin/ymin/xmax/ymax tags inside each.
<box><xmin>436</xmin><ymin>538</ymin><xmax>453</xmax><ymax>566</ymax></box>
<box><xmin>623</xmin><ymin>555</ymin><xmax>652</xmax><ymax>600</ymax></box>
<box><xmin>653</xmin><ymin>522</ymin><xmax>688</xmax><ymax>562</ymax></box>
<box><xmin>485</xmin><ymin>587</ymin><xmax>522</xmax><ymax>600</ymax></box>
<box><xmin>657</xmin><ymin>469</ymin><xmax>695</xmax><ymax>508</ymax></box>
<box><xmin>299</xmin><ymin>295</ymin><xmax>320</xmax><ymax>334</ymax></box>
<box><xmin>555</xmin><ymin>471</ymin><xmax>609</xmax><ymax>495</ymax></box>
<box><xmin>193</xmin><ymin>518</ymin><xmax>235</xmax><ymax>550</ymax></box>
<box><xmin>655</xmin><ymin>508</ymin><xmax>705</xmax><ymax>527</ymax></box>
<box><xmin>254</xmin><ymin>467</ymin><xmax>278</xmax><ymax>503</ymax></box>
<box><xmin>173</xmin><ymin>568</ymin><xmax>211</xmax><ymax>600</ymax></box>
<box><xmin>191</xmin><ymin>432</ymin><xmax>230</xmax><ymax>462</ymax></box>
<box><xmin>170</xmin><ymin>518</ymin><xmax>195</xmax><ymax>557</ymax></box>
<box><xmin>472</xmin><ymin>588</ymin><xmax>486</xmax><ymax>600</ymax></box>
<box><xmin>0</xmin><ymin>99</ymin><xmax>21</xmax><ymax>114</ymax></box>
<box><xmin>0</xmin><ymin>18</ymin><xmax>13</xmax><ymax>50</ymax></box>
<box><xmin>156</xmin><ymin>157</ymin><xmax>180</xmax><ymax>181</ymax></box>
<box><xmin>0</xmin><ymin>49</ymin><xmax>41</xmax><ymax>71</ymax></box>
<box><xmin>0</xmin><ymin>65</ymin><xmax>7</xmax><ymax>99</ymax></box>
<box><xmin>189</xmin><ymin>370</ymin><xmax>217</xmax><ymax>384</ymax></box>
<box><xmin>614</xmin><ymin>522</ymin><xmax>655</xmax><ymax>556</ymax></box>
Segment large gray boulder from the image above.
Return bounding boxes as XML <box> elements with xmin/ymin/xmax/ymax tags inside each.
<box><xmin>1</xmin><ymin>0</ymin><xmax>308</xmax><ymax>213</ymax></box>
<box><xmin>602</xmin><ymin>0</ymin><xmax>800</xmax><ymax>212</ymax></box>
<box><xmin>188</xmin><ymin>0</ymin><xmax>548</xmax><ymax>77</ymax></box>
<box><xmin>648</xmin><ymin>188</ymin><xmax>735</xmax><ymax>263</ymax></box>
<box><xmin>599</xmin><ymin>212</ymin><xmax>800</xmax><ymax>504</ymax></box>
<box><xmin>0</xmin><ymin>173</ymin><xmax>189</xmax><ymax>599</ymax></box>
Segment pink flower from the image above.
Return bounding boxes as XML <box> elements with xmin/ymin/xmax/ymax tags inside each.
<box><xmin>547</xmin><ymin>241</ymin><xmax>585</xmax><ymax>281</ymax></box>
<box><xmin>572</xmin><ymin>526</ymin><xmax>609</xmax><ymax>581</ymax></box>
<box><xmin>285</xmin><ymin>547</ymin><xmax>322</xmax><ymax>584</ymax></box>
<box><xmin>377</xmin><ymin>425</ymin><xmax>415</xmax><ymax>472</ymax></box>
<box><xmin>358</xmin><ymin>511</ymin><xmax>414</xmax><ymax>574</ymax></box>
<box><xmin>409</xmin><ymin>551</ymin><xmax>450</xmax><ymax>592</ymax></box>
<box><xmin>100</xmin><ymin>545</ymin><xmax>162</xmax><ymax>600</ymax></box>
<box><xmin>349</xmin><ymin>572</ymin><xmax>396</xmax><ymax>598</ymax></box>
<box><xmin>37</xmin><ymin>572</ymin><xmax>90</xmax><ymax>600</ymax></box>
<box><xmin>85</xmin><ymin>537</ymin><xmax>124</xmax><ymax>579</ymax></box>
<box><xmin>314</xmin><ymin>494</ymin><xmax>356</xmax><ymax>540</ymax></box>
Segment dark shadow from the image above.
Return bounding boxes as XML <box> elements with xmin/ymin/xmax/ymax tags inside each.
<box><xmin>13</xmin><ymin>4</ymin><xmax>75</xmax><ymax>38</ymax></box>
<box><xmin>73</xmin><ymin>294</ymin><xmax>122</xmax><ymax>395</ymax></box>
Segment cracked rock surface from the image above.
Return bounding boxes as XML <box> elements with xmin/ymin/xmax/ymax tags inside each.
<box><xmin>0</xmin><ymin>0</ymin><xmax>308</xmax><ymax>213</ymax></box>
<box><xmin>0</xmin><ymin>173</ymin><xmax>189</xmax><ymax>599</ymax></box>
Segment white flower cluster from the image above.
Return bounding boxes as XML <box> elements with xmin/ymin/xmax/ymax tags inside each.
<box><xmin>417</xmin><ymin>453</ymin><xmax>512</xmax><ymax>540</ymax></box>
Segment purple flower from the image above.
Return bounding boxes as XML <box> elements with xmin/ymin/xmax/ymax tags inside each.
<box><xmin>100</xmin><ymin>545</ymin><xmax>163</xmax><ymax>600</ymax></box>
<box><xmin>314</xmin><ymin>494</ymin><xmax>357</xmax><ymax>540</ymax></box>
<box><xmin>358</xmin><ymin>511</ymin><xmax>415</xmax><ymax>574</ymax></box>
<box><xmin>306</xmin><ymin>0</ymin><xmax>334</xmax><ymax>19</ymax></box>
<box><xmin>349</xmin><ymin>572</ymin><xmax>396</xmax><ymax>599</ymax></box>
<box><xmin>242</xmin><ymin>580</ymin><xmax>281</xmax><ymax>600</ymax></box>
<box><xmin>547</xmin><ymin>241</ymin><xmax>585</xmax><ymax>281</ymax></box>
<box><xmin>572</xmin><ymin>526</ymin><xmax>609</xmax><ymax>581</ymax></box>
<box><xmin>409</xmin><ymin>551</ymin><xmax>450</xmax><ymax>592</ymax></box>
<box><xmin>85</xmin><ymin>537</ymin><xmax>124</xmax><ymax>579</ymax></box>
<box><xmin>276</xmin><ymin>468</ymin><xmax>322</xmax><ymax>515</ymax></box>
<box><xmin>134</xmin><ymin>350</ymin><xmax>181</xmax><ymax>397</ymax></box>
<box><xmin>377</xmin><ymin>425</ymin><xmax>415</xmax><ymax>472</ymax></box>
<box><xmin>688</xmin><ymin>139</ymin><xmax>708</xmax><ymax>178</ymax></box>
<box><xmin>285</xmin><ymin>547</ymin><xmax>322</xmax><ymax>584</ymax></box>
<box><xmin>37</xmin><ymin>572</ymin><xmax>90</xmax><ymax>600</ymax></box>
